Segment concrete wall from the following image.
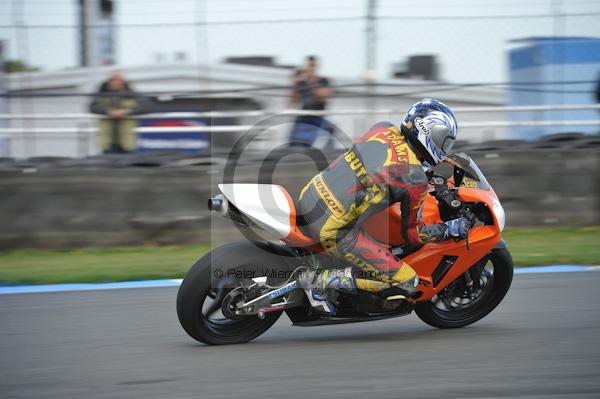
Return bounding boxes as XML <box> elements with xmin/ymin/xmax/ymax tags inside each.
<box><xmin>0</xmin><ymin>148</ymin><xmax>598</xmax><ymax>249</ymax></box>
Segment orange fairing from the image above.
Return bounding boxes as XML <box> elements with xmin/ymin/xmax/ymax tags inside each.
<box><xmin>420</xmin><ymin>194</ymin><xmax>442</xmax><ymax>224</ymax></box>
<box><xmin>278</xmin><ymin>187</ymin><xmax>320</xmax><ymax>249</ymax></box>
<box><xmin>362</xmin><ymin>193</ymin><xmax>442</xmax><ymax>246</ymax></box>
<box><xmin>411</xmin><ymin>187</ymin><xmax>502</xmax><ymax>301</ymax></box>
<box><xmin>458</xmin><ymin>186</ymin><xmax>503</xmax><ymax>229</ymax></box>
<box><xmin>278</xmin><ymin>182</ymin><xmax>502</xmax><ymax>301</ymax></box>
<box><xmin>406</xmin><ymin>226</ymin><xmax>500</xmax><ymax>301</ymax></box>
<box><xmin>363</xmin><ymin>185</ymin><xmax>500</xmax><ymax>246</ymax></box>
<box><xmin>362</xmin><ymin>185</ymin><xmax>502</xmax><ymax>301</ymax></box>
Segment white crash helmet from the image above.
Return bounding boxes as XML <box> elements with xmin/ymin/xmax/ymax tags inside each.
<box><xmin>402</xmin><ymin>98</ymin><xmax>458</xmax><ymax>165</ymax></box>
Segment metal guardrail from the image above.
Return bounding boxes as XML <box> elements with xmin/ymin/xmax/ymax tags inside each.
<box><xmin>460</xmin><ymin>120</ymin><xmax>600</xmax><ymax>128</ymax></box>
<box><xmin>1</xmin><ymin>103</ymin><xmax>600</xmax><ymax>120</ymax></box>
<box><xmin>1</xmin><ymin>104</ymin><xmax>599</xmax><ymax>137</ymax></box>
<box><xmin>1</xmin><ymin>104</ymin><xmax>598</xmax><ymax>157</ymax></box>
<box><xmin>3</xmin><ymin>120</ymin><xmax>600</xmax><ymax>138</ymax></box>
<box><xmin>0</xmin><ymin>126</ymin><xmax>254</xmax><ymax>138</ymax></box>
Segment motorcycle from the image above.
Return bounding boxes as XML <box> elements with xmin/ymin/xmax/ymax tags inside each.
<box><xmin>177</xmin><ymin>152</ymin><xmax>513</xmax><ymax>345</ymax></box>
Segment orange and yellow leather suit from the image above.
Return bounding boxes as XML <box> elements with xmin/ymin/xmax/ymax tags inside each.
<box><xmin>297</xmin><ymin>122</ymin><xmax>447</xmax><ymax>292</ymax></box>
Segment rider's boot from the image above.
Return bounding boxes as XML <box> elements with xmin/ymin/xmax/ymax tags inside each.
<box><xmin>298</xmin><ymin>268</ymin><xmax>357</xmax><ymax>315</ymax></box>
<box><xmin>390</xmin><ymin>263</ymin><xmax>420</xmax><ymax>295</ymax></box>
<box><xmin>355</xmin><ymin>262</ymin><xmax>420</xmax><ymax>299</ymax></box>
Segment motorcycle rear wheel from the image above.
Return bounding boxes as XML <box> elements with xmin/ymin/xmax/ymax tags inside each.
<box><xmin>176</xmin><ymin>241</ymin><xmax>293</xmax><ymax>345</ymax></box>
<box><xmin>415</xmin><ymin>247</ymin><xmax>513</xmax><ymax>329</ymax></box>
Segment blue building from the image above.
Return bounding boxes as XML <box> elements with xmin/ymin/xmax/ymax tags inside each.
<box><xmin>508</xmin><ymin>37</ymin><xmax>600</xmax><ymax>139</ymax></box>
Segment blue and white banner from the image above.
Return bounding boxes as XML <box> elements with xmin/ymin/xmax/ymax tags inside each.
<box><xmin>137</xmin><ymin>117</ymin><xmax>210</xmax><ymax>154</ymax></box>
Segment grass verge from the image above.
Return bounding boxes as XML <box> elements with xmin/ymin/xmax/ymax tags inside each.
<box><xmin>0</xmin><ymin>227</ymin><xmax>599</xmax><ymax>285</ymax></box>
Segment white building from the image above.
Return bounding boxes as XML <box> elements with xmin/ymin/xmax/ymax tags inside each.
<box><xmin>3</xmin><ymin>62</ymin><xmax>506</xmax><ymax>158</ymax></box>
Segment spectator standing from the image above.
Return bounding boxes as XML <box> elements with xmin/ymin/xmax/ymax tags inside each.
<box><xmin>89</xmin><ymin>71</ymin><xmax>140</xmax><ymax>154</ymax></box>
<box><xmin>289</xmin><ymin>56</ymin><xmax>334</xmax><ymax>146</ymax></box>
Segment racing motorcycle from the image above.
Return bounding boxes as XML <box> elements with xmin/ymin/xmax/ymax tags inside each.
<box><xmin>177</xmin><ymin>152</ymin><xmax>513</xmax><ymax>345</ymax></box>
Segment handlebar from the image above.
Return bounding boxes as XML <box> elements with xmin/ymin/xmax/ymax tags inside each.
<box><xmin>429</xmin><ymin>173</ymin><xmax>478</xmax><ymax>250</ymax></box>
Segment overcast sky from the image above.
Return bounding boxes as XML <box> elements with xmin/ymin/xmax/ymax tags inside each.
<box><xmin>1</xmin><ymin>0</ymin><xmax>600</xmax><ymax>82</ymax></box>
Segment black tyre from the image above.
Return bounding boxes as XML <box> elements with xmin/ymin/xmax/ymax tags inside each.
<box><xmin>415</xmin><ymin>247</ymin><xmax>513</xmax><ymax>329</ymax></box>
<box><xmin>176</xmin><ymin>241</ymin><xmax>294</xmax><ymax>345</ymax></box>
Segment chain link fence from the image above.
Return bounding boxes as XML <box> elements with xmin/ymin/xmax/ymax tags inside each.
<box><xmin>1</xmin><ymin>0</ymin><xmax>600</xmax><ymax>157</ymax></box>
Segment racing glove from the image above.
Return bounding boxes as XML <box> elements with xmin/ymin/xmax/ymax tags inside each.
<box><xmin>442</xmin><ymin>217</ymin><xmax>470</xmax><ymax>240</ymax></box>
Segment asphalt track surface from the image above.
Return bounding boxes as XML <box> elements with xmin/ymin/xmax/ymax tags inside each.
<box><xmin>1</xmin><ymin>272</ymin><xmax>599</xmax><ymax>399</ymax></box>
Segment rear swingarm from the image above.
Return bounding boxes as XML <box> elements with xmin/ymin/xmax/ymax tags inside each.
<box><xmin>223</xmin><ymin>281</ymin><xmax>305</xmax><ymax>320</ymax></box>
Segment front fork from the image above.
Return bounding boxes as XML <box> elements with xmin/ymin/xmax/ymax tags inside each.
<box><xmin>463</xmin><ymin>269</ymin><xmax>475</xmax><ymax>294</ymax></box>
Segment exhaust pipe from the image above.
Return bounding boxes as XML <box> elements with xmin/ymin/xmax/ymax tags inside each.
<box><xmin>208</xmin><ymin>194</ymin><xmax>228</xmax><ymax>215</ymax></box>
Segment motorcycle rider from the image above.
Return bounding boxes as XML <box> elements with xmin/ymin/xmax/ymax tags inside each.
<box><xmin>297</xmin><ymin>98</ymin><xmax>469</xmax><ymax>314</ymax></box>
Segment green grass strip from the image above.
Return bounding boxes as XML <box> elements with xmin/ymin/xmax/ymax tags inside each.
<box><xmin>0</xmin><ymin>227</ymin><xmax>598</xmax><ymax>285</ymax></box>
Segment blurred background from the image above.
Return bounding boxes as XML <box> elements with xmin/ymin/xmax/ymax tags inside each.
<box><xmin>2</xmin><ymin>4</ymin><xmax>600</xmax><ymax>397</ymax></box>
<box><xmin>0</xmin><ymin>0</ymin><xmax>599</xmax><ymax>282</ymax></box>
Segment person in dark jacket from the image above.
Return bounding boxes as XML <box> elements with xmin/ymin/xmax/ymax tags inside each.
<box><xmin>89</xmin><ymin>71</ymin><xmax>140</xmax><ymax>153</ymax></box>
<box><xmin>289</xmin><ymin>56</ymin><xmax>334</xmax><ymax>147</ymax></box>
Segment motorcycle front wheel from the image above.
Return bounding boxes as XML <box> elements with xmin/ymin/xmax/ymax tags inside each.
<box><xmin>415</xmin><ymin>247</ymin><xmax>513</xmax><ymax>329</ymax></box>
<box><xmin>176</xmin><ymin>241</ymin><xmax>294</xmax><ymax>345</ymax></box>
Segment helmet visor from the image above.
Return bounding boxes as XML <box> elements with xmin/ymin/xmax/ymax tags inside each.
<box><xmin>442</xmin><ymin>136</ymin><xmax>455</xmax><ymax>154</ymax></box>
<box><xmin>430</xmin><ymin>124</ymin><xmax>455</xmax><ymax>155</ymax></box>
